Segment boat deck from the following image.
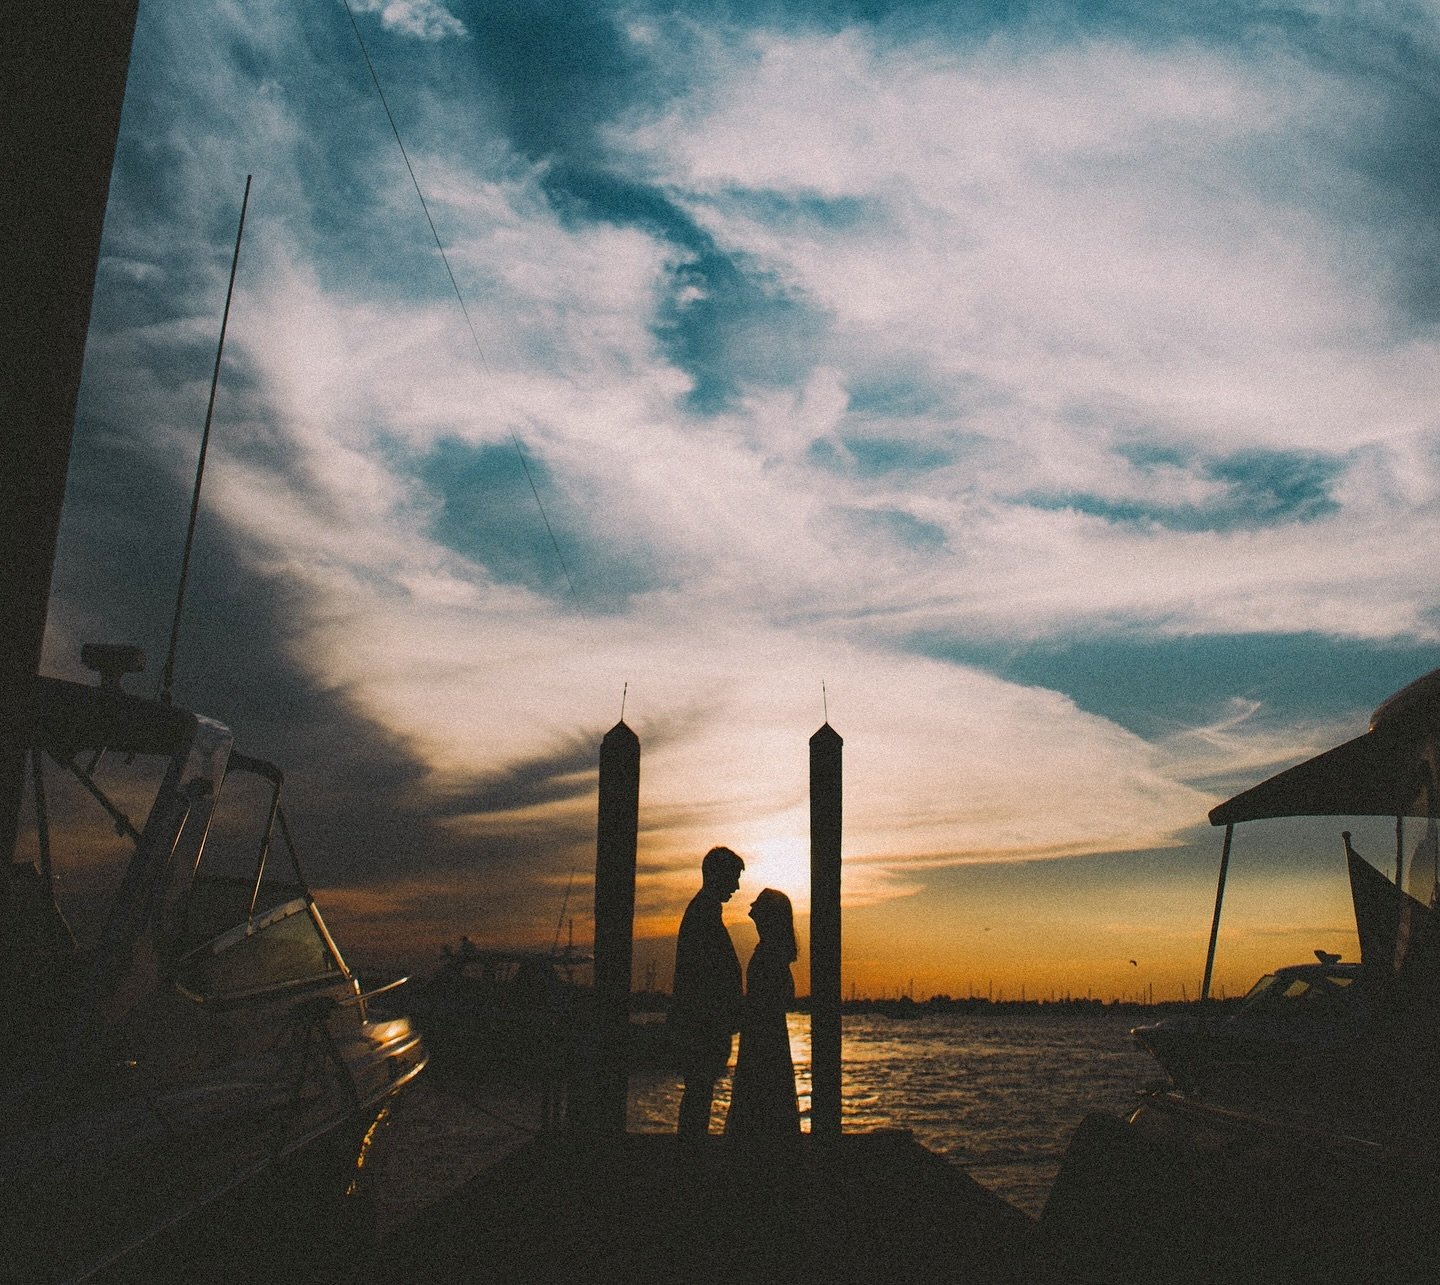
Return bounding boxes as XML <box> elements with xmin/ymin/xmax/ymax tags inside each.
<box><xmin>376</xmin><ymin>1129</ymin><xmax>1044</xmax><ymax>1284</ymax></box>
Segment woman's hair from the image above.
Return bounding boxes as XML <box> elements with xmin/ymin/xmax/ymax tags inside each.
<box><xmin>752</xmin><ymin>887</ymin><xmax>798</xmax><ymax>962</ymax></box>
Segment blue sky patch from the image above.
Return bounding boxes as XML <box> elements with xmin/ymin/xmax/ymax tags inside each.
<box><xmin>1209</xmin><ymin>449</ymin><xmax>1341</xmax><ymax>522</ymax></box>
<box><xmin>1024</xmin><ymin>447</ymin><xmax>1343</xmax><ymax>532</ymax></box>
<box><xmin>723</xmin><ymin>189</ymin><xmax>878</xmax><ymax>233</ymax></box>
<box><xmin>916</xmin><ymin>632</ymin><xmax>1440</xmax><ymax>740</ymax></box>
<box><xmin>1114</xmin><ymin>440</ymin><xmax>1191</xmax><ymax>470</ymax></box>
<box><xmin>846</xmin><ymin>374</ymin><xmax>949</xmax><ymax>418</ymax></box>
<box><xmin>457</xmin><ymin>0</ymin><xmax>648</xmax><ymax>163</ymax></box>
<box><xmin>841</xmin><ymin>435</ymin><xmax>954</xmax><ymax>476</ymax></box>
<box><xmin>541</xmin><ymin>163</ymin><xmax>827</xmax><ymax>412</ymax></box>
<box><xmin>419</xmin><ymin>438</ymin><xmax>666</xmax><ymax>610</ymax></box>
<box><xmin>657</xmin><ymin>253</ymin><xmax>827</xmax><ymax>412</ymax></box>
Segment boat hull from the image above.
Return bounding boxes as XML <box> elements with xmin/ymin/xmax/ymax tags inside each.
<box><xmin>1042</xmin><ymin>1101</ymin><xmax>1439</xmax><ymax>1283</ymax></box>
<box><xmin>2</xmin><ymin>983</ymin><xmax>425</xmax><ymax>1282</ymax></box>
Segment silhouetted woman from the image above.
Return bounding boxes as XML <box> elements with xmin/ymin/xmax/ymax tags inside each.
<box><xmin>725</xmin><ymin>887</ymin><xmax>800</xmax><ymax>1139</ymax></box>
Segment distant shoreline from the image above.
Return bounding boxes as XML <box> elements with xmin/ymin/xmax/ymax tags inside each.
<box><xmin>356</xmin><ymin>965</ymin><xmax>1244</xmax><ymax>1019</ymax></box>
<box><xmin>625</xmin><ymin>991</ymin><xmax>1242</xmax><ymax>1018</ymax></box>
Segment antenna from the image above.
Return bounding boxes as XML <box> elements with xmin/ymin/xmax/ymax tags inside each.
<box><xmin>620</xmin><ymin>681</ymin><xmax>628</xmax><ymax>722</ymax></box>
<box><xmin>822</xmin><ymin>679</ymin><xmax>829</xmax><ymax>722</ymax></box>
<box><xmin>160</xmin><ymin>174</ymin><xmax>251</xmax><ymax>705</ymax></box>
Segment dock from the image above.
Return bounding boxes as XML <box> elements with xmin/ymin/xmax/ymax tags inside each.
<box><xmin>376</xmin><ymin>1130</ymin><xmax>1042</xmax><ymax>1284</ymax></box>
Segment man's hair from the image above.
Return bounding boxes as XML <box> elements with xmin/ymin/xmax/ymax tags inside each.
<box><xmin>702</xmin><ymin>845</ymin><xmax>744</xmax><ymax>878</ymax></box>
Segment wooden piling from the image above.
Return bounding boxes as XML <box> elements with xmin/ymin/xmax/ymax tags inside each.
<box><xmin>571</xmin><ymin>719</ymin><xmax>640</xmax><ymax>1136</ymax></box>
<box><xmin>809</xmin><ymin>721</ymin><xmax>843</xmax><ymax>1140</ymax></box>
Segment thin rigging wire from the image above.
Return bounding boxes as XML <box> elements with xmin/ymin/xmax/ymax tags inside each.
<box><xmin>341</xmin><ymin>0</ymin><xmax>580</xmax><ymax>608</ymax></box>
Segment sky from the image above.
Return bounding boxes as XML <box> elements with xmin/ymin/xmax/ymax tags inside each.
<box><xmin>41</xmin><ymin>0</ymin><xmax>1440</xmax><ymax>1000</ymax></box>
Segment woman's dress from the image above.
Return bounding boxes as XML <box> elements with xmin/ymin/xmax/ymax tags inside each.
<box><xmin>725</xmin><ymin>943</ymin><xmax>800</xmax><ymax>1138</ymax></box>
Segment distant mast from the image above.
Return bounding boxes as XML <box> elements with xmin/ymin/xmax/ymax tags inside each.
<box><xmin>572</xmin><ymin>718</ymin><xmax>640</xmax><ymax>1136</ymax></box>
<box><xmin>809</xmin><ymin>720</ymin><xmax>843</xmax><ymax>1140</ymax></box>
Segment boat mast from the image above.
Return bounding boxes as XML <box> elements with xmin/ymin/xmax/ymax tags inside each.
<box><xmin>0</xmin><ymin>5</ymin><xmax>140</xmax><ymax>894</ymax></box>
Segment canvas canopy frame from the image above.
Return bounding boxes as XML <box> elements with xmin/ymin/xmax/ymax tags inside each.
<box><xmin>1200</xmin><ymin>668</ymin><xmax>1440</xmax><ymax>1000</ymax></box>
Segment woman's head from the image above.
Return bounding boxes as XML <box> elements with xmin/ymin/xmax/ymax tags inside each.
<box><xmin>748</xmin><ymin>887</ymin><xmax>798</xmax><ymax>961</ymax></box>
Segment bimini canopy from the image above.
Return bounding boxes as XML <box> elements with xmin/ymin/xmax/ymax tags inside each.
<box><xmin>1209</xmin><ymin>667</ymin><xmax>1440</xmax><ymax>826</ymax></box>
<box><xmin>13</xmin><ymin>675</ymin><xmax>203</xmax><ymax>760</ymax></box>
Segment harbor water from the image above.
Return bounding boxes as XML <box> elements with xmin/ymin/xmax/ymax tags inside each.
<box><xmin>375</xmin><ymin>1006</ymin><xmax>1160</xmax><ymax>1228</ymax></box>
<box><xmin>631</xmin><ymin>1008</ymin><xmax>1158</xmax><ymax>1216</ymax></box>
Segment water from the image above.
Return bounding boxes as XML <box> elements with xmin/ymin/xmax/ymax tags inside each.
<box><xmin>374</xmin><ymin>1007</ymin><xmax>1161</xmax><ymax>1228</ymax></box>
<box><xmin>628</xmin><ymin>1008</ymin><xmax>1159</xmax><ymax>1216</ymax></box>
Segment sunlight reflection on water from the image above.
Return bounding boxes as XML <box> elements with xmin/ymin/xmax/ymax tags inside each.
<box><xmin>627</xmin><ymin>1009</ymin><xmax>1158</xmax><ymax>1216</ymax></box>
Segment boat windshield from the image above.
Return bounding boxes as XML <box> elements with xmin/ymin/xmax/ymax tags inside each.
<box><xmin>13</xmin><ymin>721</ymin><xmax>227</xmax><ymax>953</ymax></box>
<box><xmin>1235</xmin><ymin>968</ymin><xmax>1370</xmax><ymax>1033</ymax></box>
<box><xmin>1277</xmin><ymin>974</ymin><xmax>1356</xmax><ymax>1000</ymax></box>
<box><xmin>172</xmin><ymin>760</ymin><xmax>300</xmax><ymax>947</ymax></box>
<box><xmin>1241</xmin><ymin>973</ymin><xmax>1279</xmax><ymax>1004</ymax></box>
<box><xmin>7</xmin><ymin>686</ymin><xmax>231</xmax><ymax>1048</ymax></box>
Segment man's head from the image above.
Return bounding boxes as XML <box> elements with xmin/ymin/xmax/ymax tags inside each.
<box><xmin>700</xmin><ymin>845</ymin><xmax>744</xmax><ymax>901</ymax></box>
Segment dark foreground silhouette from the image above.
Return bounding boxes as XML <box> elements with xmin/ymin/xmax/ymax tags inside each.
<box><xmin>668</xmin><ymin>846</ymin><xmax>744</xmax><ymax>1139</ymax></box>
<box><xmin>727</xmin><ymin>887</ymin><xmax>801</xmax><ymax>1139</ymax></box>
<box><xmin>378</xmin><ymin>1130</ymin><xmax>1038</xmax><ymax>1285</ymax></box>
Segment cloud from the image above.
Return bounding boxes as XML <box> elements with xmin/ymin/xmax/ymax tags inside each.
<box><xmin>351</xmin><ymin>0</ymin><xmax>467</xmax><ymax>43</ymax></box>
<box><xmin>48</xmin><ymin>0</ymin><xmax>1440</xmax><ymax>964</ymax></box>
<box><xmin>605</xmin><ymin>23</ymin><xmax>1440</xmax><ymax>640</ymax></box>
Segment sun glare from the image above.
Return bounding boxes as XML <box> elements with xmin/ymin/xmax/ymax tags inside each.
<box><xmin>738</xmin><ymin>835</ymin><xmax>812</xmax><ymax>912</ymax></box>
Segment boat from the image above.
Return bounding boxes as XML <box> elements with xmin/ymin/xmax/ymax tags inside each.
<box><xmin>1129</xmin><ymin>953</ymin><xmax>1382</xmax><ymax>1139</ymax></box>
<box><xmin>1042</xmin><ymin>667</ymin><xmax>1440</xmax><ymax>1282</ymax></box>
<box><xmin>401</xmin><ymin>937</ymin><xmax>682</xmax><ymax>1106</ymax></box>
<box><xmin>403</xmin><ymin>939</ymin><xmax>591</xmax><ymax>1089</ymax></box>
<box><xmin>0</xmin><ymin>650</ymin><xmax>427</xmax><ymax>1281</ymax></box>
<box><xmin>1128</xmin><ymin>665</ymin><xmax>1440</xmax><ymax>1154</ymax></box>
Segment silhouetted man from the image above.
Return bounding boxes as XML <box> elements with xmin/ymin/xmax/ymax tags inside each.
<box><xmin>669</xmin><ymin>845</ymin><xmax>744</xmax><ymax>1139</ymax></box>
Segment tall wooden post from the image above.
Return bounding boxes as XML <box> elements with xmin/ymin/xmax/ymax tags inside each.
<box><xmin>809</xmin><ymin>721</ymin><xmax>842</xmax><ymax>1140</ymax></box>
<box><xmin>573</xmin><ymin>719</ymin><xmax>639</xmax><ymax>1136</ymax></box>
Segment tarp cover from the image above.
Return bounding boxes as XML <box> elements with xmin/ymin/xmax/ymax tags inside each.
<box><xmin>1209</xmin><ymin>667</ymin><xmax>1440</xmax><ymax>826</ymax></box>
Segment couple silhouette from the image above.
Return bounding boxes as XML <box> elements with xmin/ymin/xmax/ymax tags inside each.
<box><xmin>669</xmin><ymin>846</ymin><xmax>800</xmax><ymax>1141</ymax></box>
